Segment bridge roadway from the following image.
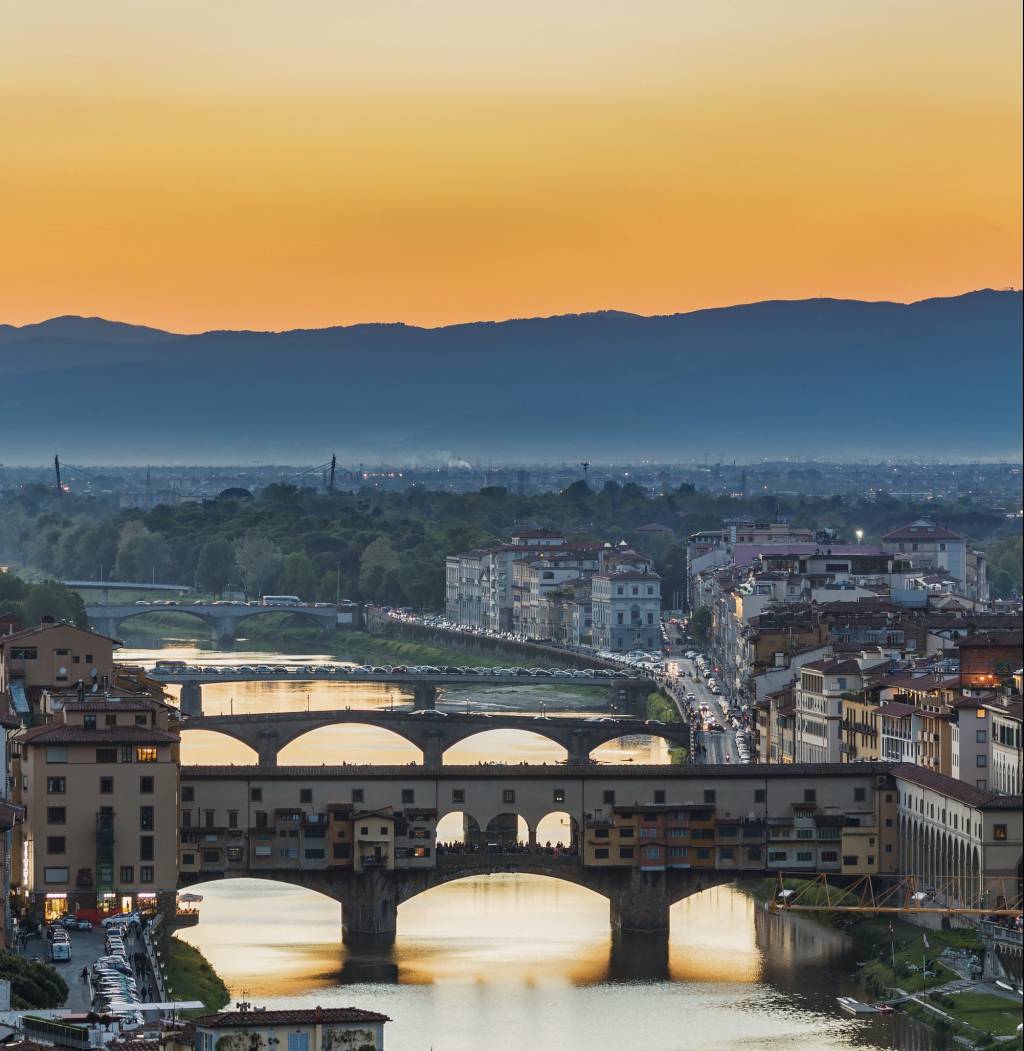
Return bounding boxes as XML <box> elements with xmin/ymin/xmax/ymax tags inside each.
<box><xmin>181</xmin><ymin>707</ymin><xmax>688</xmax><ymax>765</ymax></box>
<box><xmin>85</xmin><ymin>601</ymin><xmax>338</xmax><ymax>645</ymax></box>
<box><xmin>162</xmin><ymin>669</ymin><xmax>654</xmax><ymax>717</ymax></box>
<box><xmin>178</xmin><ymin>760</ymin><xmax>895</xmax><ymax>945</ymax></box>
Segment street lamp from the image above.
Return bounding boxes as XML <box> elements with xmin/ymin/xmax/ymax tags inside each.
<box><xmin>855</xmin><ymin>529</ymin><xmax>864</xmax><ymax>544</ymax></box>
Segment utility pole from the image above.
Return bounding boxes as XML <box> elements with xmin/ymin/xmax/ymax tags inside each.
<box><xmin>329</xmin><ymin>454</ymin><xmax>337</xmax><ymax>491</ymax></box>
<box><xmin>54</xmin><ymin>455</ymin><xmax>62</xmax><ymax>493</ymax></box>
<box><xmin>579</xmin><ymin>460</ymin><xmax>590</xmax><ymax>485</ymax></box>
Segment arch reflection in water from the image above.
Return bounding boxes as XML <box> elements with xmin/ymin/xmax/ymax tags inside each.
<box><xmin>177</xmin><ymin>878</ymin><xmax>945</xmax><ymax>1051</ymax></box>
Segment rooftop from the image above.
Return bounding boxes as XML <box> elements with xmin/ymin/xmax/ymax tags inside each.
<box><xmin>892</xmin><ymin>763</ymin><xmax>1022</xmax><ymax>809</ymax></box>
<box><xmin>195</xmin><ymin>1008</ymin><xmax>390</xmax><ymax>1028</ymax></box>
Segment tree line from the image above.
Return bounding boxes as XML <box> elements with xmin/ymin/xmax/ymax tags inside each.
<box><xmin>0</xmin><ymin>480</ymin><xmax>1018</xmax><ymax>610</ymax></box>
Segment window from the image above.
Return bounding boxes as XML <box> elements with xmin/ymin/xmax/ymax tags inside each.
<box><xmin>182</xmin><ymin>786</ymin><xmax>194</xmax><ymax>802</ymax></box>
<box><xmin>402</xmin><ymin>789</ymin><xmax>416</xmax><ymax>804</ymax></box>
<box><xmin>10</xmin><ymin>647</ymin><xmax>37</xmax><ymax>659</ymax></box>
<box><xmin>47</xmin><ymin>836</ymin><xmax>66</xmax><ymax>854</ymax></box>
<box><xmin>803</xmin><ymin>789</ymin><xmax>816</xmax><ymax>804</ymax></box>
<box><xmin>45</xmin><ymin>746</ymin><xmax>68</xmax><ymax>764</ymax></box>
<box><xmin>719</xmin><ymin>847</ymin><xmax>734</xmax><ymax>860</ymax></box>
<box><xmin>140</xmin><ymin>836</ymin><xmax>155</xmax><ymax>861</ymax></box>
<box><xmin>228</xmin><ymin>810</ymin><xmax>238</xmax><ymax>829</ymax></box>
<box><xmin>553</xmin><ymin>789</ymin><xmax>565</xmax><ymax>803</ymax></box>
<box><xmin>993</xmin><ymin>824</ymin><xmax>1007</xmax><ymax>841</ymax></box>
<box><xmin>140</xmin><ymin>806</ymin><xmax>155</xmax><ymax>831</ymax></box>
<box><xmin>140</xmin><ymin>776</ymin><xmax>154</xmax><ymax>794</ymax></box>
<box><xmin>502</xmin><ymin>789</ymin><xmax>515</xmax><ymax>805</ymax></box>
<box><xmin>135</xmin><ymin>714</ymin><xmax>148</xmax><ymax>726</ymax></box>
<box><xmin>360</xmin><ymin>826</ymin><xmax>369</xmax><ymax>836</ymax></box>
<box><xmin>84</xmin><ymin>714</ymin><xmax>96</xmax><ymax>729</ymax></box>
<box><xmin>181</xmin><ymin>811</ymin><xmax>192</xmax><ymax>828</ymax></box>
<box><xmin>854</xmin><ymin>788</ymin><xmax>866</xmax><ymax>802</ymax></box>
<box><xmin>976</xmin><ymin>729</ymin><xmax>987</xmax><ymax>743</ymax></box>
<box><xmin>976</xmin><ymin>755</ymin><xmax>987</xmax><ymax>767</ymax></box>
<box><xmin>619</xmin><ymin>847</ymin><xmax>634</xmax><ymax>859</ymax></box>
<box><xmin>140</xmin><ymin>866</ymin><xmax>154</xmax><ymax>883</ymax></box>
<box><xmin>451</xmin><ymin>789</ymin><xmax>465</xmax><ymax>804</ymax></box>
<box><xmin>96</xmin><ymin>747</ymin><xmax>118</xmax><ymax>764</ymax></box>
<box><xmin>842</xmin><ymin>855</ymin><xmax>858</xmax><ymax>866</ymax></box>
<box><xmin>105</xmin><ymin>714</ymin><xmax>117</xmax><ymax>727</ymax></box>
<box><xmin>250</xmin><ymin>787</ymin><xmax>263</xmax><ymax>803</ymax></box>
<box><xmin>300</xmin><ymin>788</ymin><xmax>313</xmax><ymax>804</ymax></box>
<box><xmin>182</xmin><ymin>854</ymin><xmax>195</xmax><ymax>866</ymax></box>
<box><xmin>44</xmin><ymin>867</ymin><xmax>69</xmax><ymax>883</ymax></box>
<box><xmin>304</xmin><ymin>848</ymin><xmax>325</xmax><ymax>860</ymax></box>
<box><xmin>746</xmin><ymin>847</ymin><xmax>762</xmax><ymax>860</ymax></box>
<box><xmin>796</xmin><ymin>851</ymin><xmax>813</xmax><ymax>862</ymax></box>
<box><xmin>768</xmin><ymin>851</ymin><xmax>787</xmax><ymax>863</ymax></box>
<box><xmin>594</xmin><ymin>829</ymin><xmax>609</xmax><ymax>839</ymax></box>
<box><xmin>594</xmin><ymin>848</ymin><xmax>609</xmax><ymax>859</ymax></box>
<box><xmin>976</xmin><ymin>708</ymin><xmax>986</xmax><ymax>720</ymax></box>
<box><xmin>136</xmin><ymin>747</ymin><xmax>158</xmax><ymax>763</ymax></box>
<box><xmin>696</xmin><ymin>848</ymin><xmax>711</xmax><ymax>859</ymax></box>
<box><xmin>703</xmin><ymin>790</ymin><xmax>716</xmax><ymax>804</ymax></box>
<box><xmin>754</xmin><ymin>789</ymin><xmax>765</xmax><ymax>803</ymax></box>
<box><xmin>47</xmin><ymin>806</ymin><xmax>66</xmax><ymax>824</ymax></box>
<box><xmin>120</xmin><ymin>865</ymin><xmax>134</xmax><ymax>882</ymax></box>
<box><xmin>797</xmin><ymin>829</ymin><xmax>814</xmax><ymax>840</ymax></box>
<box><xmin>639</xmin><ymin>827</ymin><xmax>657</xmax><ymax>839</ymax></box>
<box><xmin>653</xmin><ymin>790</ymin><xmax>666</xmax><ymax>804</ymax></box>
<box><xmin>619</xmin><ymin>827</ymin><xmax>634</xmax><ymax>838</ymax></box>
<box><xmin>379</xmin><ymin>826</ymin><xmax>388</xmax><ymax>836</ymax></box>
<box><xmin>821</xmin><ymin>851</ymin><xmax>838</xmax><ymax>863</ymax></box>
<box><xmin>47</xmin><ymin>777</ymin><xmax>66</xmax><ymax>794</ymax></box>
<box><xmin>332</xmin><ymin>843</ymin><xmax>351</xmax><ymax>859</ymax></box>
<box><xmin>603</xmin><ymin>790</ymin><xmax>615</xmax><ymax>805</ymax></box>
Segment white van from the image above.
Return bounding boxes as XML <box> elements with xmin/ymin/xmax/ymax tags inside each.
<box><xmin>51</xmin><ymin>940</ymin><xmax>71</xmax><ymax>962</ymax></box>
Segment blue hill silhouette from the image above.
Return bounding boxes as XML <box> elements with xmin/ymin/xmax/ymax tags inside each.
<box><xmin>2</xmin><ymin>290</ymin><xmax>1020</xmax><ymax>464</ymax></box>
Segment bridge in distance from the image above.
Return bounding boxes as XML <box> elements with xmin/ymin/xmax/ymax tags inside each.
<box><xmin>156</xmin><ymin>665</ymin><xmax>654</xmax><ymax>716</ymax></box>
<box><xmin>181</xmin><ymin>707</ymin><xmax>687</xmax><ymax>765</ymax></box>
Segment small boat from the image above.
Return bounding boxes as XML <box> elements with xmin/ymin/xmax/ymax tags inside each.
<box><xmin>836</xmin><ymin>997</ymin><xmax>878</xmax><ymax>1015</ymax></box>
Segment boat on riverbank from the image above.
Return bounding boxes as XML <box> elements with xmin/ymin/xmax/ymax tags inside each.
<box><xmin>836</xmin><ymin>996</ymin><xmax>878</xmax><ymax>1015</ymax></box>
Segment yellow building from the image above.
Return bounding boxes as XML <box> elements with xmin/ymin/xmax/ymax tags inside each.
<box><xmin>12</xmin><ymin>696</ymin><xmax>179</xmax><ymax>922</ymax></box>
<box><xmin>840</xmin><ymin>691</ymin><xmax>881</xmax><ymax>763</ymax></box>
<box><xmin>1</xmin><ymin>620</ymin><xmax>117</xmax><ymax>707</ymax></box>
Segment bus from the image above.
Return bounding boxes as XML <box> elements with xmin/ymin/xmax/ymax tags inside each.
<box><xmin>260</xmin><ymin>595</ymin><xmax>301</xmax><ymax>607</ymax></box>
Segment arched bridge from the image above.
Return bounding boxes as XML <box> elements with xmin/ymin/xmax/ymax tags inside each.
<box><xmin>181</xmin><ymin>854</ymin><xmax>728</xmax><ymax>946</ymax></box>
<box><xmin>181</xmin><ymin>708</ymin><xmax>687</xmax><ymax>765</ymax></box>
<box><xmin>86</xmin><ymin>601</ymin><xmax>338</xmax><ymax>644</ymax></box>
<box><xmin>164</xmin><ymin>668</ymin><xmax>654</xmax><ymax>718</ymax></box>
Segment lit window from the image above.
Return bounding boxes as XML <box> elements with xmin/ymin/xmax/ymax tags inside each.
<box><xmin>136</xmin><ymin>747</ymin><xmax>158</xmax><ymax>763</ymax></box>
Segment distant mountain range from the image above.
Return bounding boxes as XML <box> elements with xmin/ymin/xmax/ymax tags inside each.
<box><xmin>2</xmin><ymin>290</ymin><xmax>1021</xmax><ymax>464</ymax></box>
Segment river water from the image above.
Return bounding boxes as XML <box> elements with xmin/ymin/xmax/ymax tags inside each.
<box><xmin>125</xmin><ymin>644</ymin><xmax>948</xmax><ymax>1051</ymax></box>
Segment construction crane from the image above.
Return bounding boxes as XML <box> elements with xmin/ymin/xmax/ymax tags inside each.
<box><xmin>769</xmin><ymin>872</ymin><xmax>1023</xmax><ymax>917</ymax></box>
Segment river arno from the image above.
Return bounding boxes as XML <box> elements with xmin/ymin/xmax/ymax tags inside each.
<box><xmin>127</xmin><ymin>645</ymin><xmax>950</xmax><ymax>1051</ymax></box>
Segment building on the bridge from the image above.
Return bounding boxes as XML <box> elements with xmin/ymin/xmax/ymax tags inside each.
<box><xmin>192</xmin><ymin>1007</ymin><xmax>390</xmax><ymax>1051</ymax></box>
<box><xmin>987</xmin><ymin>698</ymin><xmax>1023</xmax><ymax>796</ymax></box>
<box><xmin>11</xmin><ymin>695</ymin><xmax>179</xmax><ymax>923</ymax></box>
<box><xmin>590</xmin><ymin>570</ymin><xmax>662</xmax><ymax>652</ymax></box>
<box><xmin>0</xmin><ymin>619</ymin><xmax>118</xmax><ymax>711</ymax></box>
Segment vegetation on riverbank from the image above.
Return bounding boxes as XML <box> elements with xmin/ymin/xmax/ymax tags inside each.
<box><xmin>646</xmin><ymin>690</ymin><xmax>687</xmax><ymax>764</ymax></box>
<box><xmin>166</xmin><ymin>937</ymin><xmax>230</xmax><ymax>1012</ymax></box>
<box><xmin>0</xmin><ymin>950</ymin><xmax>68</xmax><ymax>1009</ymax></box>
<box><xmin>743</xmin><ymin>878</ymin><xmax>1022</xmax><ymax>1047</ymax></box>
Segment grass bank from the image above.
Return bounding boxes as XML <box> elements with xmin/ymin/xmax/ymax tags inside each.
<box><xmin>646</xmin><ymin>690</ymin><xmax>688</xmax><ymax>764</ymax></box>
<box><xmin>165</xmin><ymin>937</ymin><xmax>230</xmax><ymax>1013</ymax></box>
<box><xmin>743</xmin><ymin>878</ymin><xmax>1022</xmax><ymax>1047</ymax></box>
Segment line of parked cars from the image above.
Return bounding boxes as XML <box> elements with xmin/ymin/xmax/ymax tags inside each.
<box><xmin>156</xmin><ymin>661</ymin><xmax>634</xmax><ymax>679</ymax></box>
<box><xmin>92</xmin><ymin>915</ymin><xmax>144</xmax><ymax>1023</ymax></box>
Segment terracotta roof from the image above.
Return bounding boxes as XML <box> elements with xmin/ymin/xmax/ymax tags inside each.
<box><xmin>57</xmin><ymin>699</ymin><xmax>164</xmax><ymax>712</ymax></box>
<box><xmin>957</xmin><ymin>631</ymin><xmax>1023</xmax><ymax>649</ymax></box>
<box><xmin>891</xmin><ymin>763</ymin><xmax>1019</xmax><ymax>809</ymax></box>
<box><xmin>882</xmin><ymin>673</ymin><xmax>959</xmax><ymax>693</ymax></box>
<box><xmin>0</xmin><ymin>621</ymin><xmax>121</xmax><ymax>645</ymax></box>
<box><xmin>15</xmin><ymin>723</ymin><xmax>178</xmax><ymax>745</ymax></box>
<box><xmin>882</xmin><ymin>520</ymin><xmax>965</xmax><ymax>542</ymax></box>
<box><xmin>195</xmin><ymin>1008</ymin><xmax>390</xmax><ymax>1028</ymax></box>
<box><xmin>877</xmin><ymin>701</ymin><xmax>918</xmax><ymax>719</ymax></box>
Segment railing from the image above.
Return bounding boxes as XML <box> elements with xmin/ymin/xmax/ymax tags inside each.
<box><xmin>981</xmin><ymin>920</ymin><xmax>1023</xmax><ymax>947</ymax></box>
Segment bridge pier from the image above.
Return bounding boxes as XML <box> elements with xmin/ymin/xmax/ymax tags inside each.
<box><xmin>341</xmin><ymin>876</ymin><xmax>398</xmax><ymax>946</ymax></box>
<box><xmin>567</xmin><ymin>731</ymin><xmax>596</xmax><ymax>766</ymax></box>
<box><xmin>412</xmin><ymin>684</ymin><xmax>437</xmax><ymax>710</ymax></box>
<box><xmin>610</xmin><ymin>680</ymin><xmax>652</xmax><ymax>716</ymax></box>
<box><xmin>179</xmin><ymin>682</ymin><xmax>203</xmax><ymax>717</ymax></box>
<box><xmin>421</xmin><ymin>731</ymin><xmax>444</xmax><ymax>767</ymax></box>
<box><xmin>214</xmin><ymin>617</ymin><xmax>238</xmax><ymax>647</ymax></box>
<box><xmin>254</xmin><ymin>730</ymin><xmax>281</xmax><ymax>767</ymax></box>
<box><xmin>609</xmin><ymin>871</ymin><xmax>674</xmax><ymax>934</ymax></box>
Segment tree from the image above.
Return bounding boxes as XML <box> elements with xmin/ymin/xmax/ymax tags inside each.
<box><xmin>19</xmin><ymin>581</ymin><xmax>87</xmax><ymax>628</ymax></box>
<box><xmin>113</xmin><ymin>523</ymin><xmax>170</xmax><ymax>582</ymax></box>
<box><xmin>234</xmin><ymin>531</ymin><xmax>282</xmax><ymax>599</ymax></box>
<box><xmin>359</xmin><ymin>537</ymin><xmax>400</xmax><ymax>597</ymax></box>
<box><xmin>195</xmin><ymin>538</ymin><xmax>236</xmax><ymax>596</ymax></box>
<box><xmin>689</xmin><ymin>605</ymin><xmax>712</xmax><ymax>644</ymax></box>
<box><xmin>277</xmin><ymin>551</ymin><xmax>317</xmax><ymax>600</ymax></box>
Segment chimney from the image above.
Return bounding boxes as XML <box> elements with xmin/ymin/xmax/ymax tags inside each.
<box><xmin>314</xmin><ymin>1006</ymin><xmax>323</xmax><ymax>1024</ymax></box>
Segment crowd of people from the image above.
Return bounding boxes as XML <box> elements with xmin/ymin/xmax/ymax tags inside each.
<box><xmin>436</xmin><ymin>840</ymin><xmax>578</xmax><ymax>856</ymax></box>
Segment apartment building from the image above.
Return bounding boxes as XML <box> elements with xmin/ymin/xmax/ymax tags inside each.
<box><xmin>882</xmin><ymin>519</ymin><xmax>989</xmax><ymax>602</ymax></box>
<box><xmin>794</xmin><ymin>656</ymin><xmax>889</xmax><ymax>764</ymax></box>
<box><xmin>190</xmin><ymin>1008</ymin><xmax>390</xmax><ymax>1051</ymax></box>
<box><xmin>590</xmin><ymin>570</ymin><xmax>662</xmax><ymax>652</ymax></box>
<box><xmin>11</xmin><ymin>694</ymin><xmax>179</xmax><ymax>922</ymax></box>
<box><xmin>987</xmin><ymin>699</ymin><xmax>1022</xmax><ymax>795</ymax></box>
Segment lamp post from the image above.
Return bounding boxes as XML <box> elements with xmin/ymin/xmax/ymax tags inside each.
<box><xmin>855</xmin><ymin>529</ymin><xmax>864</xmax><ymax>545</ymax></box>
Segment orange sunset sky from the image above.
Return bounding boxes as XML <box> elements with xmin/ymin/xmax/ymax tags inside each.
<box><xmin>1</xmin><ymin>0</ymin><xmax>1021</xmax><ymax>333</ymax></box>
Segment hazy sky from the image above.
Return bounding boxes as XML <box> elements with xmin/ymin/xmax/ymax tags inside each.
<box><xmin>2</xmin><ymin>1</ymin><xmax>1020</xmax><ymax>332</ymax></box>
